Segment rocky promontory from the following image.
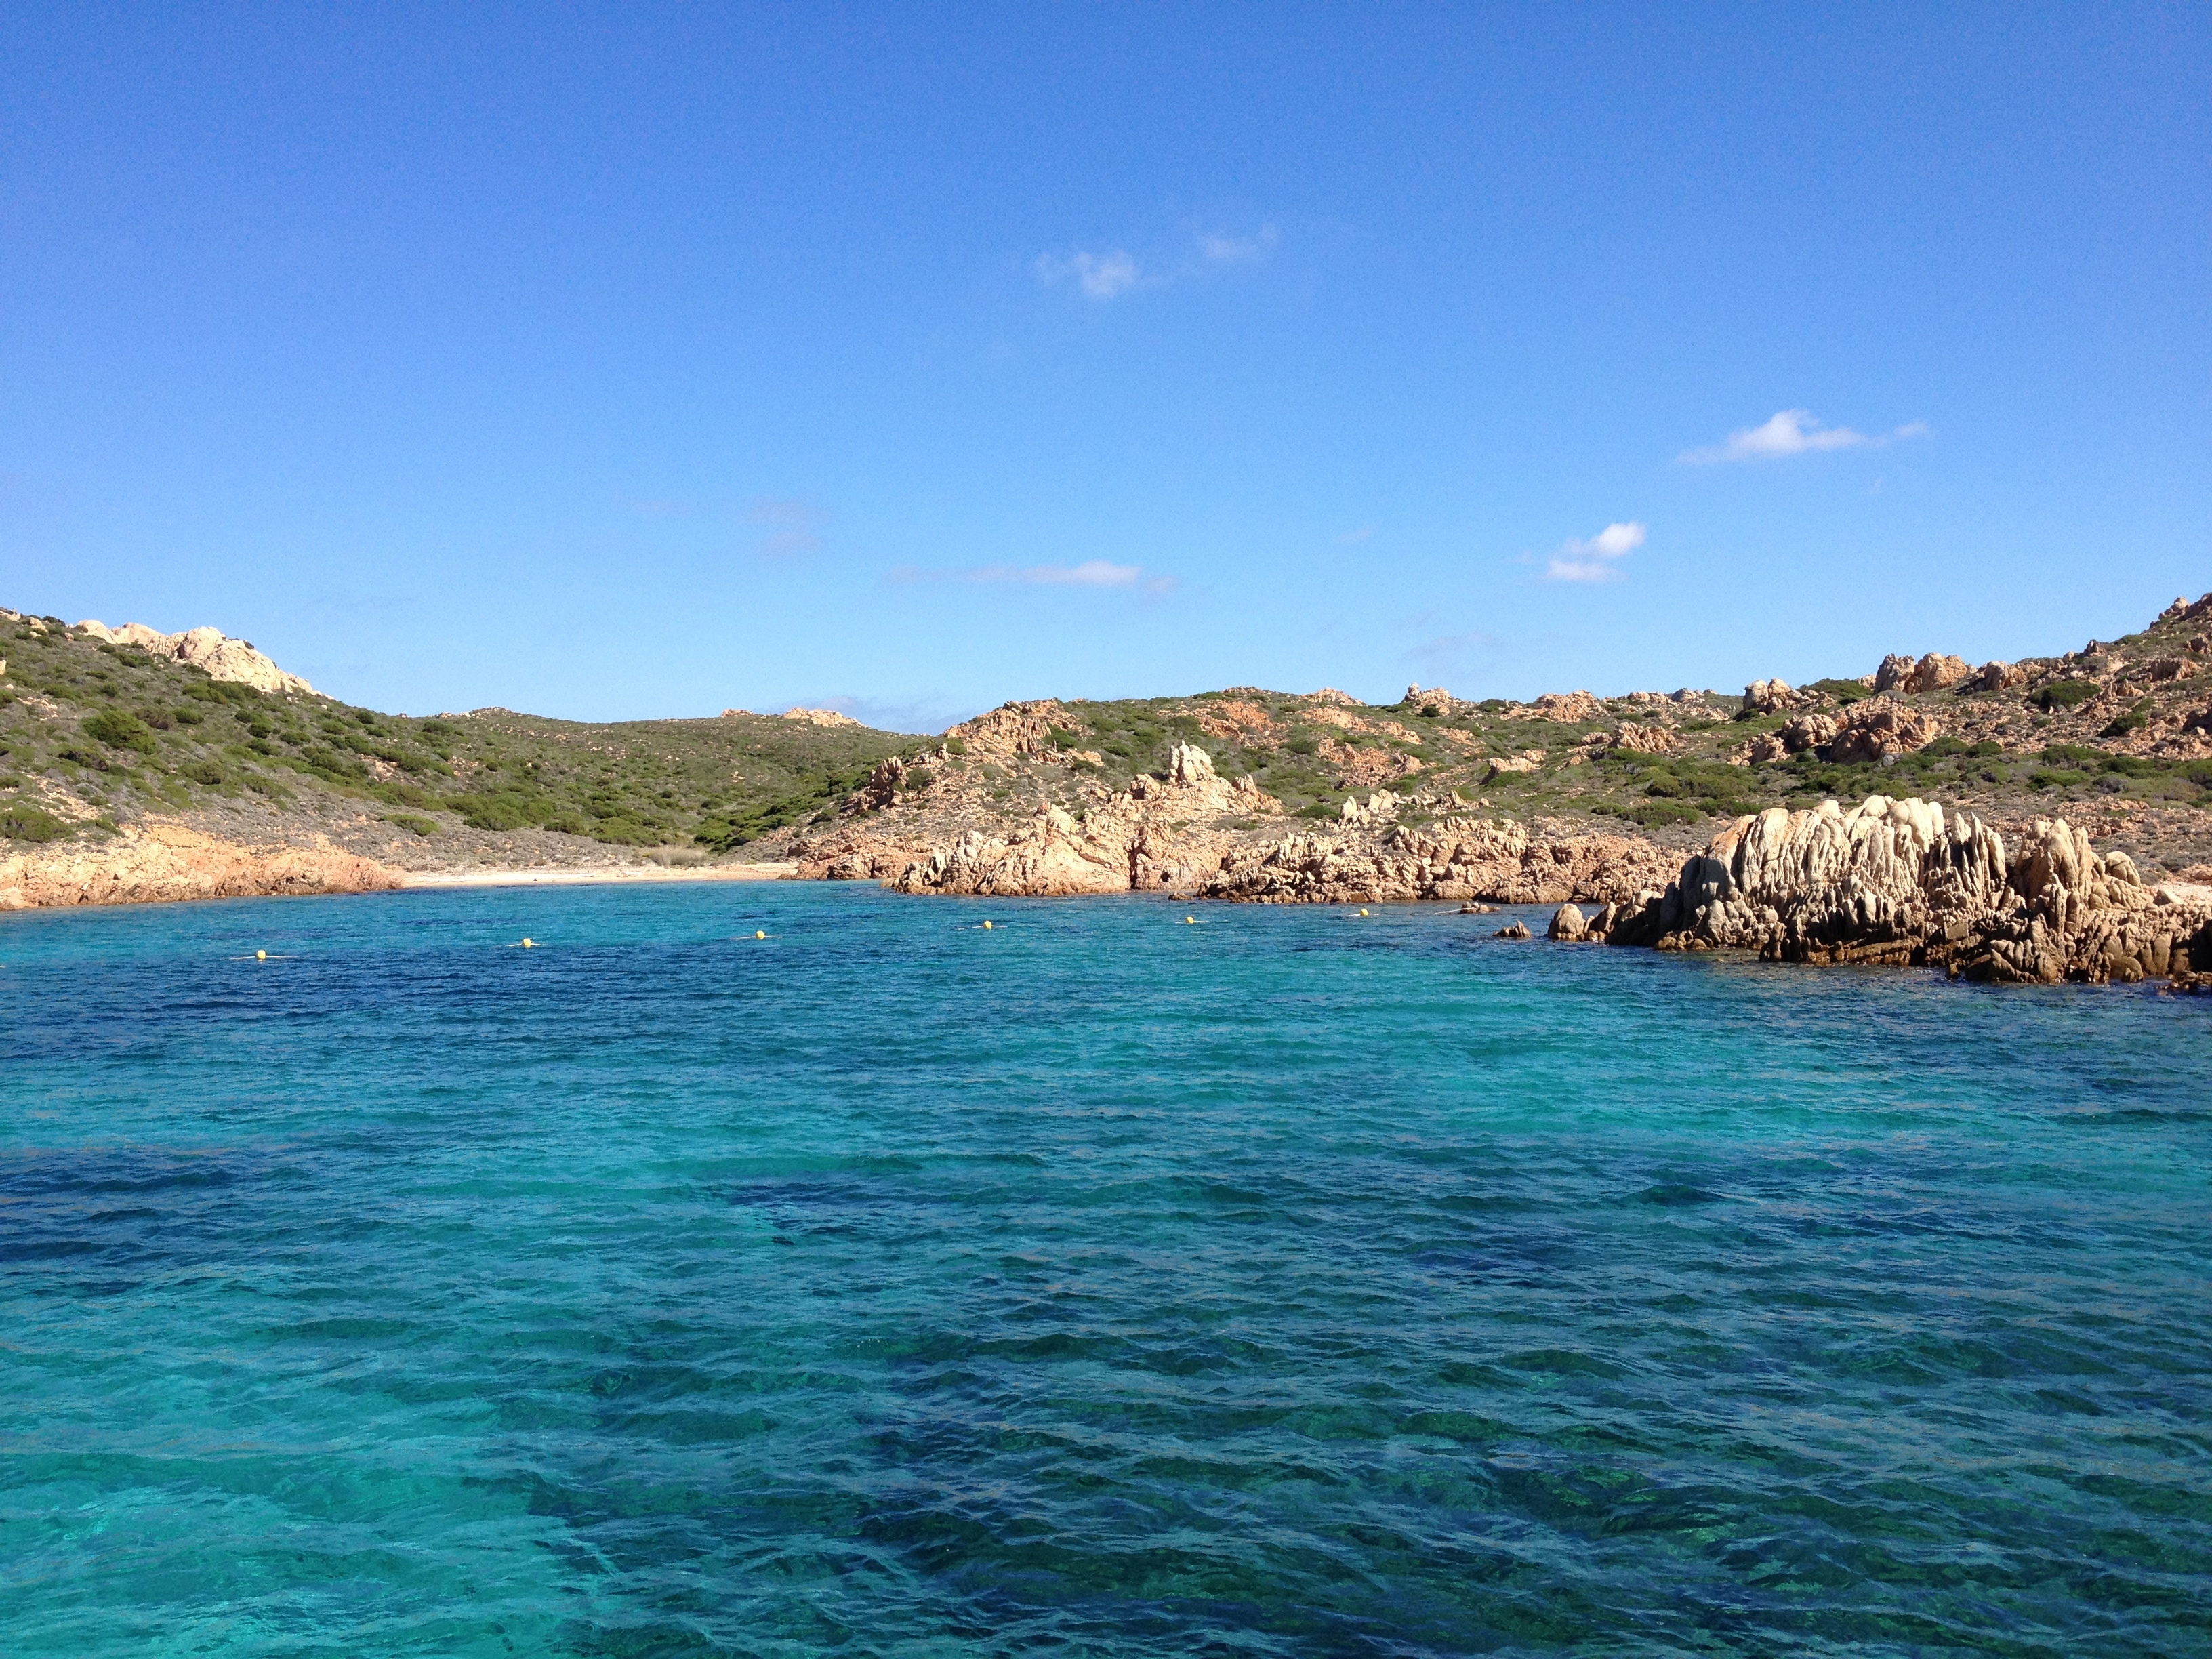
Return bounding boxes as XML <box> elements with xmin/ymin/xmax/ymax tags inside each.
<box><xmin>0</xmin><ymin>822</ymin><xmax>402</xmax><ymax>910</ymax></box>
<box><xmin>1578</xmin><ymin>795</ymin><xmax>2212</xmax><ymax>985</ymax></box>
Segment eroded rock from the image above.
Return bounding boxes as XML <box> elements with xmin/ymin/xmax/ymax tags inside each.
<box><xmin>1602</xmin><ymin>796</ymin><xmax>2212</xmax><ymax>982</ymax></box>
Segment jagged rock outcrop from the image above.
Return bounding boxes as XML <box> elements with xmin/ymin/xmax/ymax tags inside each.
<box><xmin>1731</xmin><ymin>712</ymin><xmax>1839</xmax><ymax>766</ymax></box>
<box><xmin>886</xmin><ymin>804</ymin><xmax>1133</xmax><ymax>897</ymax></box>
<box><xmin>884</xmin><ymin>743</ymin><xmax>1276</xmax><ymax>896</ymax></box>
<box><xmin>945</xmin><ymin>699</ymin><xmax>1065</xmax><ymax>758</ymax></box>
<box><xmin>1740</xmin><ymin>678</ymin><xmax>1813</xmax><ymax>716</ymax></box>
<box><xmin>1531</xmin><ymin>691</ymin><xmax>1603</xmax><ymax>723</ymax></box>
<box><xmin>1873</xmin><ymin>652</ymin><xmax>1968</xmax><ymax>695</ymax></box>
<box><xmin>780</xmin><ymin>707</ymin><xmax>862</xmax><ymax>726</ymax></box>
<box><xmin>1968</xmin><ymin>661</ymin><xmax>2027</xmax><ymax>691</ymax></box>
<box><xmin>1602</xmin><ymin>795</ymin><xmax>2212</xmax><ymax>982</ymax></box>
<box><xmin>2157</xmin><ymin>592</ymin><xmax>2212</xmax><ymax>625</ymax></box>
<box><xmin>1823</xmin><ymin>697</ymin><xmax>1940</xmax><ymax>762</ymax></box>
<box><xmin>1197</xmin><ymin>818</ymin><xmax>1677</xmax><ymax>906</ymax></box>
<box><xmin>842</xmin><ymin>756</ymin><xmax>923</xmax><ymax>814</ymax></box>
<box><xmin>0</xmin><ymin>823</ymin><xmax>399</xmax><ymax>909</ymax></box>
<box><xmin>1484</xmin><ymin>750</ymin><xmax>1545</xmax><ymax>780</ymax></box>
<box><xmin>77</xmin><ymin>620</ymin><xmax>314</xmax><ymax>696</ymax></box>
<box><xmin>1612</xmin><ymin>723</ymin><xmax>1680</xmax><ymax>754</ymax></box>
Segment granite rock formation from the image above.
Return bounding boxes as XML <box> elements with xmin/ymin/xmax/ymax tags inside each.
<box><xmin>76</xmin><ymin>619</ymin><xmax>314</xmax><ymax>696</ymax></box>
<box><xmin>1196</xmin><ymin>818</ymin><xmax>1676</xmax><ymax>906</ymax></box>
<box><xmin>1</xmin><ymin>822</ymin><xmax>400</xmax><ymax>909</ymax></box>
<box><xmin>1592</xmin><ymin>795</ymin><xmax>2212</xmax><ymax>983</ymax></box>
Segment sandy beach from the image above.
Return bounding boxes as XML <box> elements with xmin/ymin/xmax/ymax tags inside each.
<box><xmin>402</xmin><ymin>862</ymin><xmax>798</xmax><ymax>890</ymax></box>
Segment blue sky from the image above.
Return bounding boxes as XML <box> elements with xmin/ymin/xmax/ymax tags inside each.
<box><xmin>2</xmin><ymin>4</ymin><xmax>2205</xmax><ymax>729</ymax></box>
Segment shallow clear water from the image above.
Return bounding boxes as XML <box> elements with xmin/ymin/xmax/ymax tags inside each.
<box><xmin>2</xmin><ymin>882</ymin><xmax>2209</xmax><ymax>1657</ymax></box>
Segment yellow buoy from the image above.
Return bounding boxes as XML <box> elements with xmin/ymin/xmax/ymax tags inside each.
<box><xmin>983</xmin><ymin>920</ymin><xmax>993</xmax><ymax>930</ymax></box>
<box><xmin>522</xmin><ymin>937</ymin><xmax>533</xmax><ymax>948</ymax></box>
<box><xmin>255</xmin><ymin>949</ymin><xmax>266</xmax><ymax>960</ymax></box>
<box><xmin>1185</xmin><ymin>916</ymin><xmax>1195</xmax><ymax>924</ymax></box>
<box><xmin>1359</xmin><ymin>908</ymin><xmax>1369</xmax><ymax>916</ymax></box>
<box><xmin>755</xmin><ymin>930</ymin><xmax>766</xmax><ymax>939</ymax></box>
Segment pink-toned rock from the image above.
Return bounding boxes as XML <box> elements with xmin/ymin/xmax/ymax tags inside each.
<box><xmin>1824</xmin><ymin>698</ymin><xmax>1940</xmax><ymax>762</ymax></box>
<box><xmin>945</xmin><ymin>699</ymin><xmax>1065</xmax><ymax>758</ymax></box>
<box><xmin>1532</xmin><ymin>691</ymin><xmax>1604</xmax><ymax>723</ymax></box>
<box><xmin>0</xmin><ymin>823</ymin><xmax>399</xmax><ymax>910</ymax></box>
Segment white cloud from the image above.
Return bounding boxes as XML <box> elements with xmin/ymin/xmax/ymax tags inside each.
<box><xmin>1036</xmin><ymin>249</ymin><xmax>1140</xmax><ymax>300</ymax></box>
<box><xmin>992</xmin><ymin>558</ymin><xmax>1145</xmax><ymax>587</ymax></box>
<box><xmin>1197</xmin><ymin>226</ymin><xmax>1278</xmax><ymax>263</ymax></box>
<box><xmin>1544</xmin><ymin>520</ymin><xmax>1646</xmax><ymax>583</ymax></box>
<box><xmin>890</xmin><ymin>558</ymin><xmax>1170</xmax><ymax>592</ymax></box>
<box><xmin>748</xmin><ymin>497</ymin><xmax>827</xmax><ymax>556</ymax></box>
<box><xmin>1679</xmin><ymin>409</ymin><xmax>1927</xmax><ymax>464</ymax></box>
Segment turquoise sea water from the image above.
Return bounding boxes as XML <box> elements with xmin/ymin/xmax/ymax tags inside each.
<box><xmin>2</xmin><ymin>882</ymin><xmax>2209</xmax><ymax>1658</ymax></box>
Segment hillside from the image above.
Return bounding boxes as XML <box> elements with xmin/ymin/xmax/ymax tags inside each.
<box><xmin>0</xmin><ymin>608</ymin><xmax>917</xmax><ymax>870</ymax></box>
<box><xmin>778</xmin><ymin>590</ymin><xmax>2212</xmax><ymax>886</ymax></box>
<box><xmin>4</xmin><ymin>592</ymin><xmax>2210</xmax><ymax>888</ymax></box>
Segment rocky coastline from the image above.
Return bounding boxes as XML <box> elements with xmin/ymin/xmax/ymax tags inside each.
<box><xmin>1569</xmin><ymin>796</ymin><xmax>2212</xmax><ymax>986</ymax></box>
<box><xmin>0</xmin><ymin>822</ymin><xmax>402</xmax><ymax>912</ymax></box>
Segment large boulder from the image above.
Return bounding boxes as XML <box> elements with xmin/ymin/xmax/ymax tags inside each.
<box><xmin>1823</xmin><ymin>697</ymin><xmax>1940</xmax><ymax>762</ymax></box>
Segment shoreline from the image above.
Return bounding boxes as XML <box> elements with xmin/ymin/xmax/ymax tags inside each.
<box><xmin>401</xmin><ymin>861</ymin><xmax>798</xmax><ymax>890</ymax></box>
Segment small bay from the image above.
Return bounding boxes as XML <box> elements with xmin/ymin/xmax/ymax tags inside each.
<box><xmin>3</xmin><ymin>882</ymin><xmax>2208</xmax><ymax>1656</ymax></box>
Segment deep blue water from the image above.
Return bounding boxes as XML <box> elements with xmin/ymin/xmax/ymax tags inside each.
<box><xmin>2</xmin><ymin>880</ymin><xmax>2209</xmax><ymax>1657</ymax></box>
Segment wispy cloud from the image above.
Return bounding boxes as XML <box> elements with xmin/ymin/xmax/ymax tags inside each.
<box><xmin>1036</xmin><ymin>250</ymin><xmax>1141</xmax><ymax>300</ymax></box>
<box><xmin>1679</xmin><ymin>409</ymin><xmax>1928</xmax><ymax>464</ymax></box>
<box><xmin>1037</xmin><ymin>226</ymin><xmax>1277</xmax><ymax>301</ymax></box>
<box><xmin>1544</xmin><ymin>520</ymin><xmax>1646</xmax><ymax>583</ymax></box>
<box><xmin>750</xmin><ymin>497</ymin><xmax>827</xmax><ymax>556</ymax></box>
<box><xmin>890</xmin><ymin>558</ymin><xmax>1174</xmax><ymax>594</ymax></box>
<box><xmin>1197</xmin><ymin>225</ymin><xmax>1278</xmax><ymax>264</ymax></box>
<box><xmin>1406</xmin><ymin>630</ymin><xmax>1502</xmax><ymax>676</ymax></box>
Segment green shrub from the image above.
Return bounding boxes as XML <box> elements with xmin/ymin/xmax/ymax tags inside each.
<box><xmin>182</xmin><ymin>761</ymin><xmax>226</xmax><ymax>786</ymax></box>
<box><xmin>459</xmin><ymin>796</ymin><xmax>541</xmax><ymax>832</ymax></box>
<box><xmin>943</xmin><ymin>737</ymin><xmax>967</xmax><ymax>755</ymax></box>
<box><xmin>1809</xmin><ymin>678</ymin><xmax>1873</xmax><ymax>705</ymax></box>
<box><xmin>382</xmin><ymin>813</ymin><xmax>438</xmax><ymax>837</ymax></box>
<box><xmin>2100</xmin><ymin>700</ymin><xmax>2152</xmax><ymax>737</ymax></box>
<box><xmin>81</xmin><ymin>708</ymin><xmax>155</xmax><ymax>752</ymax></box>
<box><xmin>1620</xmin><ymin>799</ymin><xmax>1704</xmax><ymax>827</ymax></box>
<box><xmin>2034</xmin><ymin>680</ymin><xmax>2100</xmax><ymax>712</ymax></box>
<box><xmin>903</xmin><ymin>766</ymin><xmax>934</xmax><ymax>792</ymax></box>
<box><xmin>0</xmin><ymin>802</ymin><xmax>68</xmax><ymax>842</ymax></box>
<box><xmin>2029</xmin><ymin>769</ymin><xmax>2089</xmax><ymax>791</ymax></box>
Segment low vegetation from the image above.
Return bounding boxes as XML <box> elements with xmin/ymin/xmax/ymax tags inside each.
<box><xmin>0</xmin><ymin>615</ymin><xmax>912</xmax><ymax>847</ymax></box>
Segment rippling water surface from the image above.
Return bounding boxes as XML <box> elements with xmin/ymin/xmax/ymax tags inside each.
<box><xmin>3</xmin><ymin>882</ymin><xmax>2209</xmax><ymax>1656</ymax></box>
